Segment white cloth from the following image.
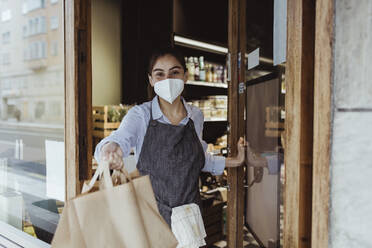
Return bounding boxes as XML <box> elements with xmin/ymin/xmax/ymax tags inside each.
<box><xmin>171</xmin><ymin>203</ymin><xmax>207</xmax><ymax>248</ymax></box>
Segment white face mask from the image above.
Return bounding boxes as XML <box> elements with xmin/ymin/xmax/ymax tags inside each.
<box><xmin>154</xmin><ymin>78</ymin><xmax>184</xmax><ymax>104</ymax></box>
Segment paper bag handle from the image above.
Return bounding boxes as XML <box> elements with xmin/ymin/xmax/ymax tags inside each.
<box><xmin>81</xmin><ymin>159</ymin><xmax>133</xmax><ymax>194</ymax></box>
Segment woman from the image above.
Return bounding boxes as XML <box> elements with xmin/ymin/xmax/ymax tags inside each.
<box><xmin>94</xmin><ymin>47</ymin><xmax>246</xmax><ymax>230</ymax></box>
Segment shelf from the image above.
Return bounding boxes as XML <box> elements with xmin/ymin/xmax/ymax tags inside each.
<box><xmin>186</xmin><ymin>81</ymin><xmax>228</xmax><ymax>88</ymax></box>
<box><xmin>204</xmin><ymin>117</ymin><xmax>227</xmax><ymax>122</ymax></box>
<box><xmin>174</xmin><ymin>34</ymin><xmax>228</xmax><ymax>55</ymax></box>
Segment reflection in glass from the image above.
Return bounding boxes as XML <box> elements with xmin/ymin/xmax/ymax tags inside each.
<box><xmin>0</xmin><ymin>0</ymin><xmax>64</xmax><ymax>244</ymax></box>
<box><xmin>245</xmin><ymin>71</ymin><xmax>285</xmax><ymax>248</ymax></box>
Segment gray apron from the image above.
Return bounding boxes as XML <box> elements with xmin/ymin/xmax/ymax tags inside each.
<box><xmin>137</xmin><ymin>108</ymin><xmax>205</xmax><ymax>226</ymax></box>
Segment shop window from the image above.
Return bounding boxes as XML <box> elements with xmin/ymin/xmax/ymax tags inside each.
<box><xmin>0</xmin><ymin>0</ymin><xmax>65</xmax><ymax>245</ymax></box>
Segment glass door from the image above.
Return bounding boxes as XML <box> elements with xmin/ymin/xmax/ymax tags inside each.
<box><xmin>243</xmin><ymin>1</ymin><xmax>286</xmax><ymax>247</ymax></box>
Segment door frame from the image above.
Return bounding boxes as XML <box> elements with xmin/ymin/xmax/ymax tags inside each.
<box><xmin>65</xmin><ymin>0</ymin><xmax>92</xmax><ymax>200</ymax></box>
<box><xmin>0</xmin><ymin>0</ymin><xmax>93</xmax><ymax>246</ymax></box>
<box><xmin>68</xmin><ymin>0</ymin><xmax>334</xmax><ymax>246</ymax></box>
<box><xmin>227</xmin><ymin>0</ymin><xmax>334</xmax><ymax>247</ymax></box>
<box><xmin>226</xmin><ymin>0</ymin><xmax>245</xmax><ymax>247</ymax></box>
<box><xmin>284</xmin><ymin>0</ymin><xmax>334</xmax><ymax>247</ymax></box>
<box><xmin>311</xmin><ymin>0</ymin><xmax>334</xmax><ymax>247</ymax></box>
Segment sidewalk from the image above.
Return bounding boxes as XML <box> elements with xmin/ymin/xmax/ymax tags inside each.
<box><xmin>0</xmin><ymin>121</ymin><xmax>63</xmax><ymax>132</ymax></box>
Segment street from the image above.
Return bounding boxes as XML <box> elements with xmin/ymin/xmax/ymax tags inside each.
<box><xmin>0</xmin><ymin>122</ymin><xmax>64</xmax><ymax>164</ymax></box>
<box><xmin>0</xmin><ymin>123</ymin><xmax>64</xmax><ymax>243</ymax></box>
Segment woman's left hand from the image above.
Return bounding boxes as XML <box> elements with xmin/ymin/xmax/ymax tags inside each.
<box><xmin>225</xmin><ymin>137</ymin><xmax>246</xmax><ymax>167</ymax></box>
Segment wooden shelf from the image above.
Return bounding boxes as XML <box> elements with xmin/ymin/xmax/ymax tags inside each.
<box><xmin>186</xmin><ymin>81</ymin><xmax>228</xmax><ymax>88</ymax></box>
<box><xmin>204</xmin><ymin>117</ymin><xmax>228</xmax><ymax>122</ymax></box>
<box><xmin>174</xmin><ymin>34</ymin><xmax>228</xmax><ymax>55</ymax></box>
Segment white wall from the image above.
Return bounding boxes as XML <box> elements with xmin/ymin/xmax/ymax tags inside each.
<box><xmin>329</xmin><ymin>1</ymin><xmax>372</xmax><ymax>247</ymax></box>
<box><xmin>92</xmin><ymin>0</ymin><xmax>122</xmax><ymax>106</ymax></box>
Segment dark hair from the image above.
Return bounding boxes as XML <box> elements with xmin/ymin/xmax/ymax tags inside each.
<box><xmin>147</xmin><ymin>47</ymin><xmax>187</xmax><ymax>75</ymax></box>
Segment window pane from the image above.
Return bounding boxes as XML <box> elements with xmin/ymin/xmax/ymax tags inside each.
<box><xmin>0</xmin><ymin>0</ymin><xmax>64</xmax><ymax>244</ymax></box>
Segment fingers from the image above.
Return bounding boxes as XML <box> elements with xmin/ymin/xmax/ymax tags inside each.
<box><xmin>100</xmin><ymin>142</ymin><xmax>124</xmax><ymax>170</ymax></box>
<box><xmin>108</xmin><ymin>152</ymin><xmax>124</xmax><ymax>170</ymax></box>
<box><xmin>237</xmin><ymin>137</ymin><xmax>248</xmax><ymax>147</ymax></box>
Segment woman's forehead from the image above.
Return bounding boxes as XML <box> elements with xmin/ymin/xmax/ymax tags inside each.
<box><xmin>153</xmin><ymin>55</ymin><xmax>182</xmax><ymax>70</ymax></box>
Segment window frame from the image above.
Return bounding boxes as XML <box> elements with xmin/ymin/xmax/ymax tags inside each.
<box><xmin>0</xmin><ymin>222</ymin><xmax>50</xmax><ymax>248</ymax></box>
<box><xmin>0</xmin><ymin>0</ymin><xmax>92</xmax><ymax>246</ymax></box>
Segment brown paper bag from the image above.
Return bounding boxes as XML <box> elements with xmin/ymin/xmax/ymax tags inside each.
<box><xmin>52</xmin><ymin>161</ymin><xmax>178</xmax><ymax>248</ymax></box>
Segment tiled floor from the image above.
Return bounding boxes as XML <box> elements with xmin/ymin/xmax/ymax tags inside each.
<box><xmin>210</xmin><ymin>227</ymin><xmax>260</xmax><ymax>248</ymax></box>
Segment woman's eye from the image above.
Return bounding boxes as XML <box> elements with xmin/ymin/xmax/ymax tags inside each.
<box><xmin>155</xmin><ymin>72</ymin><xmax>165</xmax><ymax>77</ymax></box>
<box><xmin>171</xmin><ymin>71</ymin><xmax>180</xmax><ymax>75</ymax></box>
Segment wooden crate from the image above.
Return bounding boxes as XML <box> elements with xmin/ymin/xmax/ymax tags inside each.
<box><xmin>202</xmin><ymin>200</ymin><xmax>225</xmax><ymax>247</ymax></box>
<box><xmin>92</xmin><ymin>106</ymin><xmax>121</xmax><ymax>139</ymax></box>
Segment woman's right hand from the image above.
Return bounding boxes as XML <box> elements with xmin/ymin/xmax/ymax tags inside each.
<box><xmin>100</xmin><ymin>142</ymin><xmax>124</xmax><ymax>170</ymax></box>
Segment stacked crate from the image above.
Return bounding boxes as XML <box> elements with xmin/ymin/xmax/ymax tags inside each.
<box><xmin>92</xmin><ymin>106</ymin><xmax>121</xmax><ymax>139</ymax></box>
<box><xmin>202</xmin><ymin>200</ymin><xmax>225</xmax><ymax>246</ymax></box>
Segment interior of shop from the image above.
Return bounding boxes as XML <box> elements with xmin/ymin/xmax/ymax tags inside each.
<box><xmin>90</xmin><ymin>0</ymin><xmax>285</xmax><ymax>247</ymax></box>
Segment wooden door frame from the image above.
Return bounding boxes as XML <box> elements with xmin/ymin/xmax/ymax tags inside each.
<box><xmin>227</xmin><ymin>0</ymin><xmax>334</xmax><ymax>247</ymax></box>
<box><xmin>311</xmin><ymin>0</ymin><xmax>334</xmax><ymax>247</ymax></box>
<box><xmin>284</xmin><ymin>0</ymin><xmax>334</xmax><ymax>247</ymax></box>
<box><xmin>65</xmin><ymin>0</ymin><xmax>92</xmax><ymax>200</ymax></box>
<box><xmin>283</xmin><ymin>0</ymin><xmax>315</xmax><ymax>247</ymax></box>
<box><xmin>227</xmin><ymin>0</ymin><xmax>245</xmax><ymax>247</ymax></box>
<box><xmin>63</xmin><ymin>0</ymin><xmax>334</xmax><ymax>246</ymax></box>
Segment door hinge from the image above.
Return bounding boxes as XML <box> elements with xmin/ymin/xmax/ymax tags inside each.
<box><xmin>239</xmin><ymin>82</ymin><xmax>246</xmax><ymax>94</ymax></box>
<box><xmin>226</xmin><ymin>122</ymin><xmax>231</xmax><ymax>133</ymax></box>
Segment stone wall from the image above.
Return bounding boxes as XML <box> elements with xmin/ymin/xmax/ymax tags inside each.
<box><xmin>329</xmin><ymin>1</ymin><xmax>372</xmax><ymax>247</ymax></box>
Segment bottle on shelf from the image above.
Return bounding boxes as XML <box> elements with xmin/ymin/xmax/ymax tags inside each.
<box><xmin>187</xmin><ymin>57</ymin><xmax>195</xmax><ymax>81</ymax></box>
<box><xmin>223</xmin><ymin>66</ymin><xmax>227</xmax><ymax>84</ymax></box>
<box><xmin>185</xmin><ymin>57</ymin><xmax>189</xmax><ymax>74</ymax></box>
<box><xmin>205</xmin><ymin>63</ymin><xmax>210</xmax><ymax>82</ymax></box>
<box><xmin>194</xmin><ymin>57</ymin><xmax>200</xmax><ymax>81</ymax></box>
<box><xmin>217</xmin><ymin>66</ymin><xmax>223</xmax><ymax>83</ymax></box>
<box><xmin>208</xmin><ymin>64</ymin><xmax>214</xmax><ymax>83</ymax></box>
<box><xmin>199</xmin><ymin>56</ymin><xmax>206</xmax><ymax>82</ymax></box>
<box><xmin>212</xmin><ymin>65</ymin><xmax>218</xmax><ymax>83</ymax></box>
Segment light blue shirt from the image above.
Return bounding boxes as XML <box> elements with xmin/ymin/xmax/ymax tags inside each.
<box><xmin>94</xmin><ymin>96</ymin><xmax>226</xmax><ymax>175</ymax></box>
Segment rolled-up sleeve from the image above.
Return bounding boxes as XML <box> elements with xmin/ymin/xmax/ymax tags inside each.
<box><xmin>194</xmin><ymin>112</ymin><xmax>226</xmax><ymax>176</ymax></box>
<box><xmin>94</xmin><ymin>106</ymin><xmax>142</xmax><ymax>163</ymax></box>
<box><xmin>200</xmin><ymin>139</ymin><xmax>226</xmax><ymax>175</ymax></box>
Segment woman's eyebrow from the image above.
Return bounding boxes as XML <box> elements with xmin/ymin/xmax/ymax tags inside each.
<box><xmin>169</xmin><ymin>66</ymin><xmax>182</xmax><ymax>71</ymax></box>
<box><xmin>153</xmin><ymin>66</ymin><xmax>182</xmax><ymax>73</ymax></box>
<box><xmin>152</xmin><ymin>68</ymin><xmax>164</xmax><ymax>73</ymax></box>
